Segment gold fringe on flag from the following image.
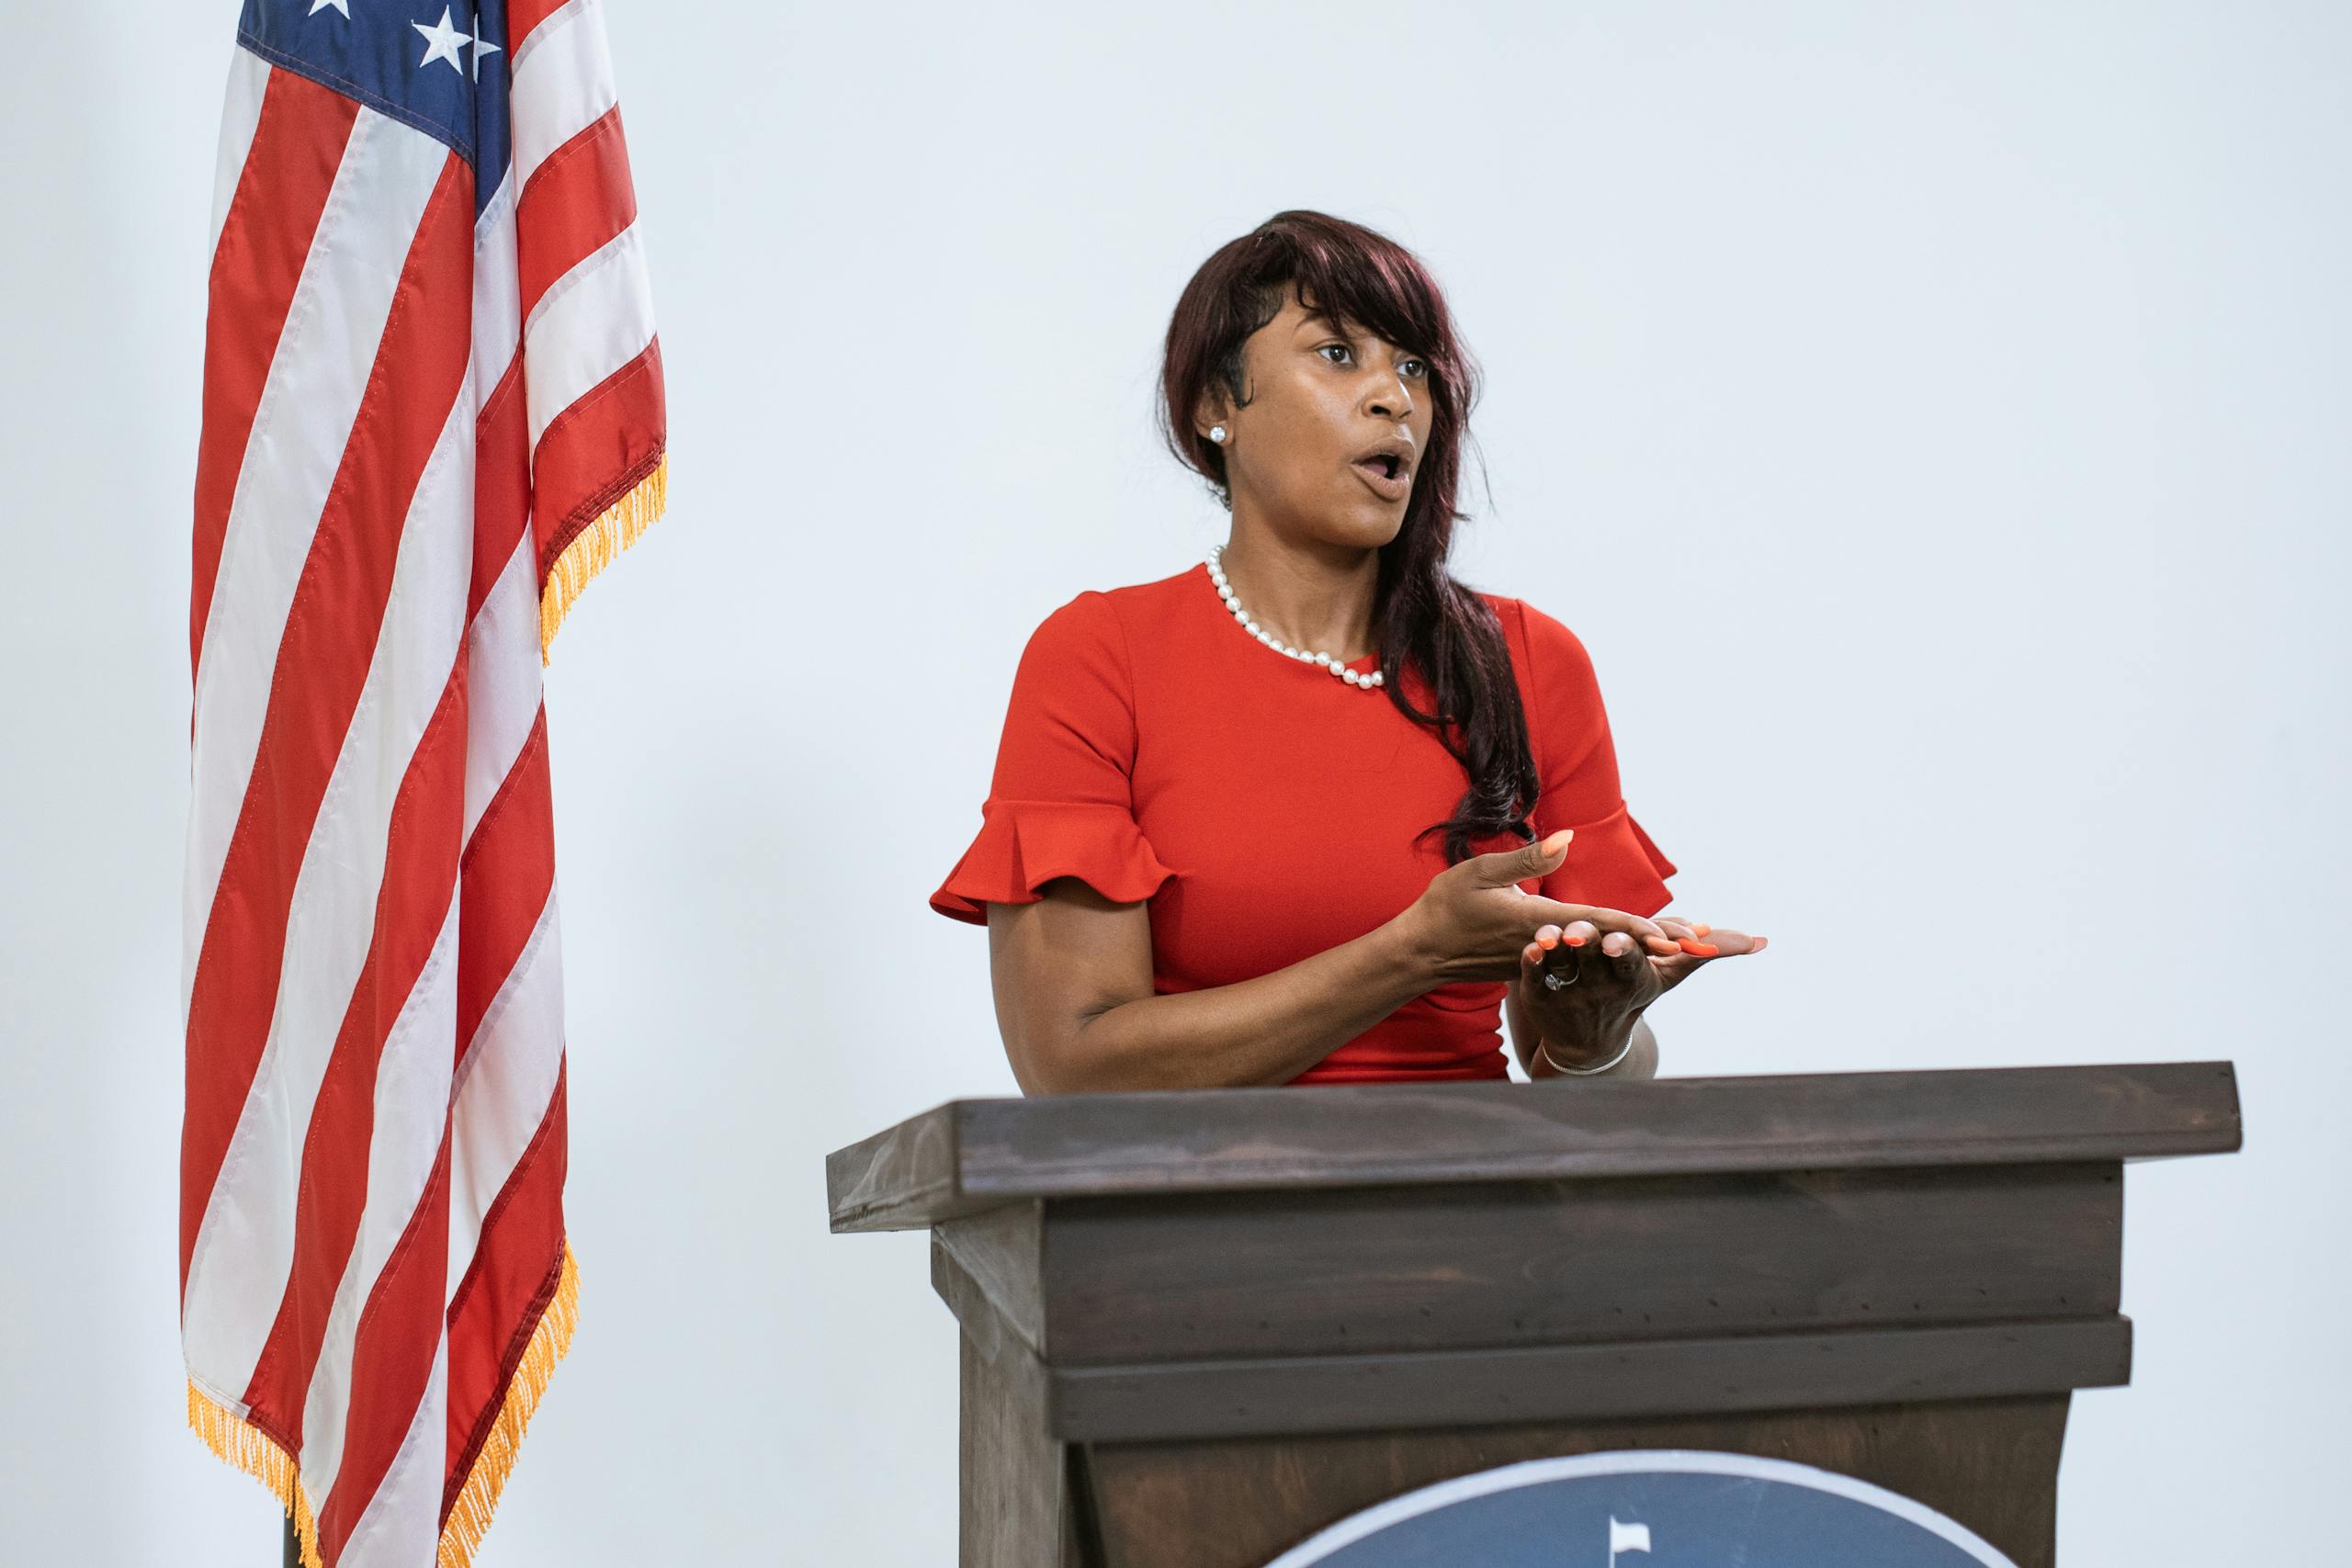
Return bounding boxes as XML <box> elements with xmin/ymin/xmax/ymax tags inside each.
<box><xmin>186</xmin><ymin>1380</ymin><xmax>325</xmax><ymax>1568</ymax></box>
<box><xmin>539</xmin><ymin>454</ymin><xmax>669</xmax><ymax>661</ymax></box>
<box><xmin>184</xmin><ymin>1241</ymin><xmax>581</xmax><ymax>1568</ymax></box>
<box><xmin>438</xmin><ymin>1241</ymin><xmax>582</xmax><ymax>1568</ymax></box>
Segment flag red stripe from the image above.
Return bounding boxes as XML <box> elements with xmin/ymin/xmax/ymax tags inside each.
<box><xmin>189</xmin><ymin>6</ymin><xmax>668</xmax><ymax>1556</ymax></box>
<box><xmin>238</xmin><ymin>661</ymin><xmax>469</xmax><ymax>1446</ymax></box>
<box><xmin>514</xmin><ymin>106</ymin><xmax>639</xmax><ymax>324</ymax></box>
<box><xmin>191</xmin><ymin>71</ymin><xmax>362</xmax><ymax>675</ymax></box>
<box><xmin>443</xmin><ymin>1062</ymin><xmax>569</xmax><ymax>1513</ymax></box>
<box><xmin>316</xmin><ymin>1122</ymin><xmax>455</xmax><ymax>1563</ymax></box>
<box><xmin>469</xmin><ymin>354</ymin><xmax>531</xmax><ymax>615</ymax></box>
<box><xmin>531</xmin><ymin>335</ymin><xmax>665</xmax><ymax>572</ymax></box>
<box><xmin>455</xmin><ymin>709</ymin><xmax>556</xmax><ymax>1057</ymax></box>
<box><xmin>505</xmin><ymin>0</ymin><xmax>572</xmax><ymax>51</ymax></box>
<box><xmin>180</xmin><ymin>152</ymin><xmax>474</xmax><ymax>1295</ymax></box>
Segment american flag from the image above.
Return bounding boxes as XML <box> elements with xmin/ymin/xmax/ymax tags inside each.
<box><xmin>180</xmin><ymin>3</ymin><xmax>664</xmax><ymax>1565</ymax></box>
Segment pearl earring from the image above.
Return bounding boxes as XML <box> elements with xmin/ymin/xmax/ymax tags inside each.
<box><xmin>1209</xmin><ymin>425</ymin><xmax>1227</xmax><ymax>444</ymax></box>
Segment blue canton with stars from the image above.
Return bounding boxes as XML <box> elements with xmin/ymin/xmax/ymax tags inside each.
<box><xmin>239</xmin><ymin>0</ymin><xmax>514</xmax><ymax>214</ymax></box>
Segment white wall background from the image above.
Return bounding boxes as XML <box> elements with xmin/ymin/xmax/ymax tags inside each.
<box><xmin>3</xmin><ymin>1</ymin><xmax>2344</xmax><ymax>1562</ymax></box>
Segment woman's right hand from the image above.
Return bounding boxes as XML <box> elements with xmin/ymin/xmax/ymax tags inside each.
<box><xmin>1392</xmin><ymin>829</ymin><xmax>1677</xmax><ymax>985</ymax></box>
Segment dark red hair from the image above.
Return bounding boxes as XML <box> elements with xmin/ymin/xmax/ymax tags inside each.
<box><xmin>1158</xmin><ymin>210</ymin><xmax>1538</xmax><ymax>861</ymax></box>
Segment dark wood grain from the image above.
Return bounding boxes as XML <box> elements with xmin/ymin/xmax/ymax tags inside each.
<box><xmin>1080</xmin><ymin>1394</ymin><xmax>2069</xmax><ymax>1568</ymax></box>
<box><xmin>1031</xmin><ymin>1163</ymin><xmax>2120</xmax><ymax>1363</ymax></box>
<box><xmin>929</xmin><ymin>1185</ymin><xmax>2133</xmax><ymax>1439</ymax></box>
<box><xmin>834</xmin><ymin>1062</ymin><xmax>2244</xmax><ymax>1564</ymax></box>
<box><xmin>1046</xmin><ymin>1315</ymin><xmax>2130</xmax><ymax>1441</ymax></box>
<box><xmin>829</xmin><ymin>1061</ymin><xmax>2239</xmax><ymax>1232</ymax></box>
<box><xmin>957</xmin><ymin>1314</ymin><xmax>1089</xmax><ymax>1566</ymax></box>
<box><xmin>935</xmin><ymin>1201</ymin><xmax>1046</xmax><ymax>1358</ymax></box>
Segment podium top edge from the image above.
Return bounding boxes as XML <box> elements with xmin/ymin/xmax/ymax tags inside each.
<box><xmin>824</xmin><ymin>1059</ymin><xmax>2241</xmax><ymax>1232</ymax></box>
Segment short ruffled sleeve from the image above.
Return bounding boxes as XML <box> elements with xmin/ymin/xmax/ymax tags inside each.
<box><xmin>1512</xmin><ymin>600</ymin><xmax>1679</xmax><ymax>919</ymax></box>
<box><xmin>930</xmin><ymin>592</ymin><xmax>1177</xmax><ymax>925</ymax></box>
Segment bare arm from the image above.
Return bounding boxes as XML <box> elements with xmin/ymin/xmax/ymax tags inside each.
<box><xmin>1501</xmin><ymin>910</ymin><xmax>1770</xmax><ymax>1081</ymax></box>
<box><xmin>1506</xmin><ymin>995</ymin><xmax>1659</xmax><ymax>1081</ymax></box>
<box><xmin>984</xmin><ymin>832</ymin><xmax>1677</xmax><ymax>1095</ymax></box>
<box><xmin>987</xmin><ymin>881</ymin><xmax>1442</xmax><ymax>1093</ymax></box>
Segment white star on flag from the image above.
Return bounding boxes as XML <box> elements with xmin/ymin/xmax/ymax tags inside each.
<box><xmin>413</xmin><ymin>6</ymin><xmax>469</xmax><ymax>71</ymax></box>
<box><xmin>184</xmin><ymin>3</ymin><xmax>669</xmax><ymax>1563</ymax></box>
<box><xmin>470</xmin><ymin>10</ymin><xmax>503</xmax><ymax>78</ymax></box>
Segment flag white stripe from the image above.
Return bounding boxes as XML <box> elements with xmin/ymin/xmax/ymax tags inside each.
<box><xmin>463</xmin><ymin>533</ymin><xmax>547</xmax><ymax>845</ymax></box>
<box><xmin>187</xmin><ymin>0</ymin><xmax>662</xmax><ymax>1554</ymax></box>
<box><xmin>209</xmin><ymin>46</ymin><xmax>272</xmax><ymax>260</ymax></box>
<box><xmin>522</xmin><ymin>223</ymin><xmax>654</xmax><ymax>449</ymax></box>
<box><xmin>330</xmin><ymin>1337</ymin><xmax>449</xmax><ymax>1568</ymax></box>
<box><xmin>182</xmin><ymin>375</ymin><xmax>475</xmax><ymax>1389</ymax></box>
<box><xmin>471</xmin><ymin>167</ymin><xmax>521</xmax><ymax>412</ymax></box>
<box><xmin>183</xmin><ymin>109</ymin><xmax>450</xmax><ymax>1018</ymax></box>
<box><xmin>299</xmin><ymin>899</ymin><xmax>461</xmax><ymax>1511</ymax></box>
<box><xmin>447</xmin><ymin>896</ymin><xmax>565</xmax><ymax>1298</ymax></box>
<box><xmin>509</xmin><ymin>0</ymin><xmax>616</xmax><ymax>196</ymax></box>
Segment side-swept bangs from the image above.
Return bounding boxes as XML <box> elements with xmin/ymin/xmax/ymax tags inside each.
<box><xmin>1157</xmin><ymin>212</ymin><xmax>1532</xmax><ymax>863</ymax></box>
<box><xmin>1159</xmin><ymin>210</ymin><xmax>1479</xmax><ymax>519</ymax></box>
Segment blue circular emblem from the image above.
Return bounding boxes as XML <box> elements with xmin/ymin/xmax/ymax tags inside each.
<box><xmin>1263</xmin><ymin>1450</ymin><xmax>2018</xmax><ymax>1568</ymax></box>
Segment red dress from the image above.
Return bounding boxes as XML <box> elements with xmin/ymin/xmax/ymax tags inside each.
<box><xmin>930</xmin><ymin>563</ymin><xmax>1678</xmax><ymax>1084</ymax></box>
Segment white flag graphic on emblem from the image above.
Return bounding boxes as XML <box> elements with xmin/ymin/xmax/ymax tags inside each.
<box><xmin>1610</xmin><ymin>1516</ymin><xmax>1653</xmax><ymax>1553</ymax></box>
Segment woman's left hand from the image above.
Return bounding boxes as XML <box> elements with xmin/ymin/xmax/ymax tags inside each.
<box><xmin>1515</xmin><ymin>914</ymin><xmax>1767</xmax><ymax>1068</ymax></box>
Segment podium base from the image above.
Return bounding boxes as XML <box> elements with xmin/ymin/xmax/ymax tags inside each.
<box><xmin>961</xmin><ymin>1330</ymin><xmax>2068</xmax><ymax>1568</ymax></box>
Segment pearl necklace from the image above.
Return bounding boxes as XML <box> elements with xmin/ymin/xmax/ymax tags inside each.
<box><xmin>1205</xmin><ymin>545</ymin><xmax>1385</xmax><ymax>691</ymax></box>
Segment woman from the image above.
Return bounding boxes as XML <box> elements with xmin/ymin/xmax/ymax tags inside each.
<box><xmin>931</xmin><ymin>210</ymin><xmax>1765</xmax><ymax>1093</ymax></box>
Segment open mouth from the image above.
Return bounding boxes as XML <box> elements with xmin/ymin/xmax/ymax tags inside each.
<box><xmin>1352</xmin><ymin>453</ymin><xmax>1410</xmax><ymax>498</ymax></box>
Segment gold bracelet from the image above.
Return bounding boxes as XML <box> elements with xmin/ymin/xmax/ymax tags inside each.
<box><xmin>1537</xmin><ymin>1032</ymin><xmax>1634</xmax><ymax>1077</ymax></box>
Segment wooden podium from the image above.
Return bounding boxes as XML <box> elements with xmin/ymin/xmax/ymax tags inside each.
<box><xmin>826</xmin><ymin>1062</ymin><xmax>2239</xmax><ymax>1567</ymax></box>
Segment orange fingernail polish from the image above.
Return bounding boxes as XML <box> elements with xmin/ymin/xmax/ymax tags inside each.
<box><xmin>1677</xmin><ymin>939</ymin><xmax>1705</xmax><ymax>954</ymax></box>
<box><xmin>1565</xmin><ymin>934</ymin><xmax>1586</xmax><ymax>947</ymax></box>
<box><xmin>1691</xmin><ymin>923</ymin><xmax>1711</xmax><ymax>937</ymax></box>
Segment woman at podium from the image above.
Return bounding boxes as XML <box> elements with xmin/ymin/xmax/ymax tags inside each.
<box><xmin>932</xmin><ymin>211</ymin><xmax>1764</xmax><ymax>1094</ymax></box>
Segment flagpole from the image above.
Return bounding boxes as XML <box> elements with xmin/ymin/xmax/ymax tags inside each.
<box><xmin>282</xmin><ymin>1516</ymin><xmax>299</xmax><ymax>1568</ymax></box>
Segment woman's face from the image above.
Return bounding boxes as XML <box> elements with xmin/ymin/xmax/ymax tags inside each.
<box><xmin>1202</xmin><ymin>284</ymin><xmax>1435</xmax><ymax>551</ymax></box>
